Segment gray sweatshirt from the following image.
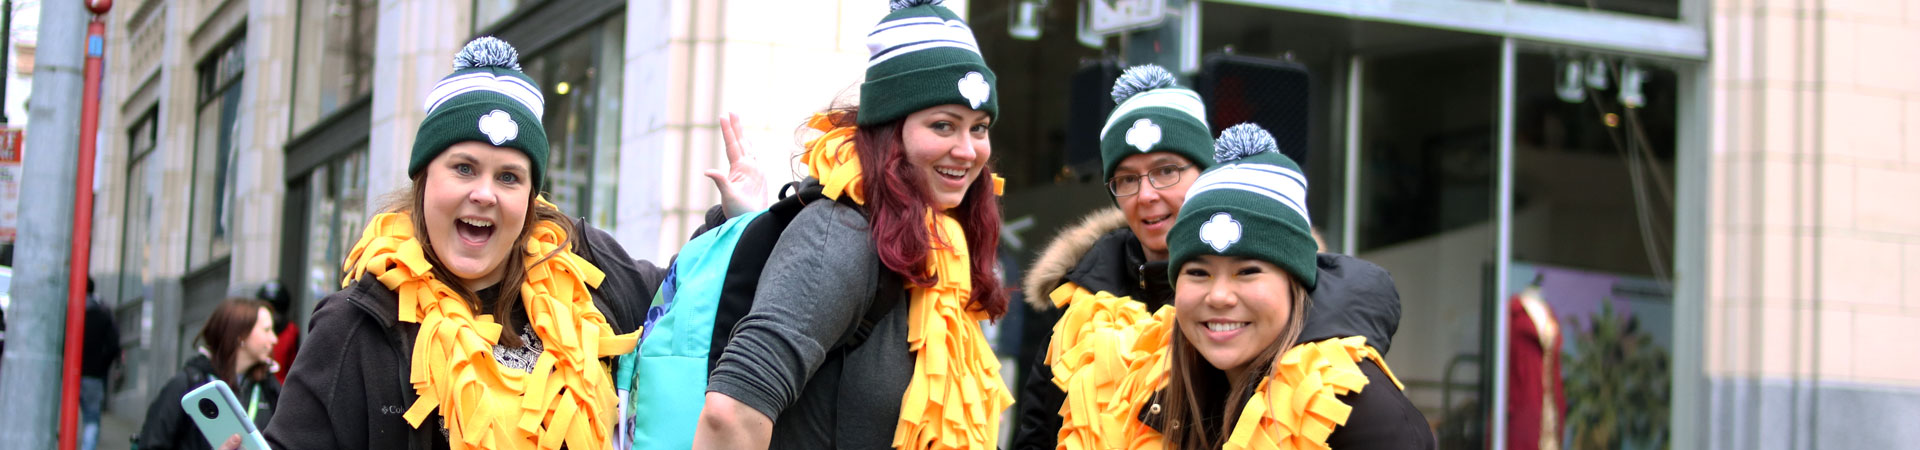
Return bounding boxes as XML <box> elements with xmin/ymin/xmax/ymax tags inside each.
<box><xmin>707</xmin><ymin>199</ymin><xmax>914</xmax><ymax>449</ymax></box>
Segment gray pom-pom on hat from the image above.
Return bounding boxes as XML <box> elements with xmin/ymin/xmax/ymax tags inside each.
<box><xmin>453</xmin><ymin>36</ymin><xmax>522</xmax><ymax>71</ymax></box>
<box><xmin>890</xmin><ymin>0</ymin><xmax>944</xmax><ymax>11</ymax></box>
<box><xmin>1214</xmin><ymin>122</ymin><xmax>1279</xmax><ymax>164</ymax></box>
<box><xmin>1111</xmin><ymin>64</ymin><xmax>1178</xmax><ymax>105</ymax></box>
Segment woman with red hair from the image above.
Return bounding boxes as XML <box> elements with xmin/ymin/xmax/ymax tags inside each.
<box><xmin>692</xmin><ymin>1</ymin><xmax>1013</xmax><ymax>448</ymax></box>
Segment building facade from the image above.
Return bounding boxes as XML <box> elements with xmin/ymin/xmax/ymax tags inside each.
<box><xmin>80</xmin><ymin>0</ymin><xmax>1918</xmax><ymax>448</ymax></box>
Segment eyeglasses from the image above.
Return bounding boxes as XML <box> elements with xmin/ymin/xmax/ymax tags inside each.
<box><xmin>1107</xmin><ymin>164</ymin><xmax>1194</xmax><ymax>197</ymax></box>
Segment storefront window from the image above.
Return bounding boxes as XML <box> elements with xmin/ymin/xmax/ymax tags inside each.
<box><xmin>522</xmin><ymin>15</ymin><xmax>624</xmax><ymax>229</ymax></box>
<box><xmin>303</xmin><ymin>149</ymin><xmax>368</xmax><ymax>308</ymax></box>
<box><xmin>473</xmin><ymin>0</ymin><xmax>527</xmax><ymax>32</ymax></box>
<box><xmin>190</xmin><ymin>35</ymin><xmax>245</xmax><ymax>268</ymax></box>
<box><xmin>1356</xmin><ymin>42</ymin><xmax>1502</xmax><ymax>450</ymax></box>
<box><xmin>115</xmin><ymin>108</ymin><xmax>159</xmax><ymax>398</ymax></box>
<box><xmin>291</xmin><ymin>0</ymin><xmax>377</xmax><ymax>131</ymax></box>
<box><xmin>1505</xmin><ymin>48</ymin><xmax>1676</xmax><ymax>449</ymax></box>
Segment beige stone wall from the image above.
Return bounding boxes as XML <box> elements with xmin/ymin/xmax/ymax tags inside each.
<box><xmin>1708</xmin><ymin>0</ymin><xmax>1920</xmax><ymax>387</ymax></box>
<box><xmin>366</xmin><ymin>0</ymin><xmax>472</xmax><ymax>210</ymax></box>
<box><xmin>637</xmin><ymin>0</ymin><xmax>892</xmax><ymax>261</ymax></box>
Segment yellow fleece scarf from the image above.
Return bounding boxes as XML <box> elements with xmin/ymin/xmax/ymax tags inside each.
<box><xmin>341</xmin><ymin>206</ymin><xmax>639</xmax><ymax>450</ymax></box>
<box><xmin>1045</xmin><ymin>285</ymin><xmax>1405</xmax><ymax>450</ymax></box>
<box><xmin>801</xmin><ymin>113</ymin><xmax>1015</xmax><ymax>450</ymax></box>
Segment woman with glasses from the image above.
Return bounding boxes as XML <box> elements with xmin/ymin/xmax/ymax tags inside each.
<box><xmin>1048</xmin><ymin>123</ymin><xmax>1431</xmax><ymax>449</ymax></box>
<box><xmin>1012</xmin><ymin>65</ymin><xmax>1220</xmax><ymax>450</ymax></box>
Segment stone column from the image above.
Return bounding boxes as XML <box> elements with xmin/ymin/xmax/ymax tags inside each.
<box><xmin>366</xmin><ymin>0</ymin><xmax>471</xmax><ymax>210</ymax></box>
<box><xmin>224</xmin><ymin>0</ymin><xmax>299</xmax><ymax>292</ymax></box>
<box><xmin>1705</xmin><ymin>1</ymin><xmax>1920</xmax><ymax>448</ymax></box>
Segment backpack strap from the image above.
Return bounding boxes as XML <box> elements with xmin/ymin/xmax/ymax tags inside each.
<box><xmin>787</xmin><ymin>180</ymin><xmax>903</xmax><ymax>352</ymax></box>
<box><xmin>834</xmin><ymin>270</ymin><xmax>904</xmax><ymax>351</ymax></box>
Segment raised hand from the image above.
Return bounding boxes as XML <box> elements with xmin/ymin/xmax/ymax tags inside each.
<box><xmin>706</xmin><ymin>112</ymin><xmax>772</xmax><ymax>217</ymax></box>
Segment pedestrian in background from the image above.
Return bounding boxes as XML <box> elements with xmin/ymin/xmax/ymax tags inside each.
<box><xmin>82</xmin><ymin>277</ymin><xmax>124</xmax><ymax>450</ymax></box>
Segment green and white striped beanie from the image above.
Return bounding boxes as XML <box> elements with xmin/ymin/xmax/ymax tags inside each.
<box><xmin>409</xmin><ymin>37</ymin><xmax>550</xmax><ymax>190</ymax></box>
<box><xmin>1167</xmin><ymin>123</ymin><xmax>1318</xmax><ymax>289</ymax></box>
<box><xmin>1101</xmin><ymin>64</ymin><xmax>1214</xmax><ymax>181</ymax></box>
<box><xmin>857</xmin><ymin>0</ymin><xmax>997</xmax><ymax>126</ymax></box>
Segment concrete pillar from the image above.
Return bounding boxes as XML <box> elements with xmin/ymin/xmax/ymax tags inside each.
<box><xmin>366</xmin><ymin>0</ymin><xmax>471</xmax><ymax>210</ymax></box>
<box><xmin>1705</xmin><ymin>0</ymin><xmax>1920</xmax><ymax>448</ymax></box>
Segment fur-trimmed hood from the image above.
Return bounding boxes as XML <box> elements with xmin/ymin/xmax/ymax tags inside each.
<box><xmin>1021</xmin><ymin>208</ymin><xmax>1131</xmax><ymax>311</ymax></box>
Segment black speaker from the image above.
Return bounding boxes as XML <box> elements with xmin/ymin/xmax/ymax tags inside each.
<box><xmin>1196</xmin><ymin>54</ymin><xmax>1312</xmax><ymax>165</ymax></box>
<box><xmin>1064</xmin><ymin>58</ymin><xmax>1123</xmax><ymax>175</ymax></box>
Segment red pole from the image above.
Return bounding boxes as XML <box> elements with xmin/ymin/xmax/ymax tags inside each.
<box><xmin>59</xmin><ymin>14</ymin><xmax>106</xmax><ymax>450</ymax></box>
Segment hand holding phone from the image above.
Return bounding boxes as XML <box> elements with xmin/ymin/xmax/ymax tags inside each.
<box><xmin>179</xmin><ymin>380</ymin><xmax>272</xmax><ymax>450</ymax></box>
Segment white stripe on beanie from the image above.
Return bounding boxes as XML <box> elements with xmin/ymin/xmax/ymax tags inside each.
<box><xmin>866</xmin><ymin>16</ymin><xmax>981</xmax><ymax>68</ymax></box>
<box><xmin>424</xmin><ymin>72</ymin><xmax>546</xmax><ymax>120</ymax></box>
<box><xmin>1186</xmin><ymin>163</ymin><xmax>1313</xmax><ymax>228</ymax></box>
<box><xmin>1100</xmin><ymin>89</ymin><xmax>1207</xmax><ymax>136</ymax></box>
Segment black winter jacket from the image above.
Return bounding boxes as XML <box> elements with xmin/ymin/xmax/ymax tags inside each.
<box><xmin>137</xmin><ymin>354</ymin><xmax>283</xmax><ymax>450</ymax></box>
<box><xmin>262</xmin><ymin>215</ymin><xmax>716</xmax><ymax>450</ymax></box>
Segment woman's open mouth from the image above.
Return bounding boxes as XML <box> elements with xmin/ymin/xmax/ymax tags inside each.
<box><xmin>457</xmin><ymin>217</ymin><xmax>494</xmax><ymax>246</ymax></box>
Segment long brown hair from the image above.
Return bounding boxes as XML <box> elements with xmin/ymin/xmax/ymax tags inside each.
<box><xmin>374</xmin><ymin>174</ymin><xmax>575</xmax><ymax>348</ymax></box>
<box><xmin>1160</xmin><ymin>279</ymin><xmax>1311</xmax><ymax>449</ymax></box>
<box><xmin>198</xmin><ymin>298</ymin><xmax>274</xmax><ymax>384</ymax></box>
<box><xmin>813</xmin><ymin>106</ymin><xmax>1008</xmax><ymax>318</ymax></box>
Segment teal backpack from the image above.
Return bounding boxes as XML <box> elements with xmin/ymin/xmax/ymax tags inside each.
<box><xmin>611</xmin><ymin>182</ymin><xmax>903</xmax><ymax>450</ymax></box>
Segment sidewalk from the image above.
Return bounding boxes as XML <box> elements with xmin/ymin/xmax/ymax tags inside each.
<box><xmin>98</xmin><ymin>410</ymin><xmax>138</xmax><ymax>450</ymax></box>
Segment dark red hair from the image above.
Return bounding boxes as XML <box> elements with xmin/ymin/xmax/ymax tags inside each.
<box><xmin>825</xmin><ymin>108</ymin><xmax>1008</xmax><ymax>318</ymax></box>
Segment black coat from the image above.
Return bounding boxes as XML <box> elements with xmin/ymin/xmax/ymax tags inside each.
<box><xmin>136</xmin><ymin>354</ymin><xmax>283</xmax><ymax>450</ymax></box>
<box><xmin>1012</xmin><ymin>222</ymin><xmax>1173</xmax><ymax>450</ymax></box>
<box><xmin>262</xmin><ymin>216</ymin><xmax>711</xmax><ymax>450</ymax></box>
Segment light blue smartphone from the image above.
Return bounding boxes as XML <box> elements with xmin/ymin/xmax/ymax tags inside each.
<box><xmin>179</xmin><ymin>379</ymin><xmax>271</xmax><ymax>450</ymax></box>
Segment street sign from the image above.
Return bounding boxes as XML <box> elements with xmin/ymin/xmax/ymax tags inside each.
<box><xmin>0</xmin><ymin>128</ymin><xmax>21</xmax><ymax>242</ymax></box>
<box><xmin>1085</xmin><ymin>0</ymin><xmax>1166</xmax><ymax>35</ymax></box>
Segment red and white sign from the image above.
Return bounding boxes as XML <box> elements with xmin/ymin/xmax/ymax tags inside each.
<box><xmin>0</xmin><ymin>128</ymin><xmax>24</xmax><ymax>242</ymax></box>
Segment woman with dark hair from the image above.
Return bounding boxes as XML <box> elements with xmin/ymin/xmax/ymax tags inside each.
<box><xmin>259</xmin><ymin>36</ymin><xmax>762</xmax><ymax>450</ymax></box>
<box><xmin>1047</xmin><ymin>124</ymin><xmax>1432</xmax><ymax>450</ymax></box>
<box><xmin>137</xmin><ymin>298</ymin><xmax>281</xmax><ymax>450</ymax></box>
<box><xmin>691</xmin><ymin>1</ymin><xmax>1013</xmax><ymax>448</ymax></box>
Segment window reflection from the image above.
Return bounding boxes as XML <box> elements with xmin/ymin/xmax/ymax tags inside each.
<box><xmin>292</xmin><ymin>0</ymin><xmax>377</xmax><ymax>131</ymax></box>
<box><xmin>1506</xmin><ymin>50</ymin><xmax>1676</xmax><ymax>450</ymax></box>
<box><xmin>522</xmin><ymin>15</ymin><xmax>625</xmax><ymax>230</ymax></box>
<box><xmin>1356</xmin><ymin>43</ymin><xmax>1501</xmax><ymax>450</ymax></box>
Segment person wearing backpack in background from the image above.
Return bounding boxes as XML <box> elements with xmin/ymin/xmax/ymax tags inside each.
<box><xmin>136</xmin><ymin>299</ymin><xmax>282</xmax><ymax>450</ymax></box>
<box><xmin>1009</xmin><ymin>64</ymin><xmax>1218</xmax><ymax>450</ymax></box>
<box><xmin>82</xmin><ymin>277</ymin><xmax>124</xmax><ymax>450</ymax></box>
<box><xmin>691</xmin><ymin>1</ymin><xmax>1014</xmax><ymax>448</ymax></box>
<box><xmin>257</xmin><ymin>36</ymin><xmax>766</xmax><ymax>450</ymax></box>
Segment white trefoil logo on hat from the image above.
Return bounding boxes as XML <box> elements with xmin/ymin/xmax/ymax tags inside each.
<box><xmin>479</xmin><ymin>110</ymin><xmax>519</xmax><ymax>145</ymax></box>
<box><xmin>958</xmin><ymin>72</ymin><xmax>991</xmax><ymax>110</ymax></box>
<box><xmin>1199</xmin><ymin>212</ymin><xmax>1242</xmax><ymax>252</ymax></box>
<box><xmin>1126</xmin><ymin>118</ymin><xmax>1162</xmax><ymax>152</ymax></box>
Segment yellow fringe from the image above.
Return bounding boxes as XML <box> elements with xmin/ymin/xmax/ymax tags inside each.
<box><xmin>1047</xmin><ymin>290</ymin><xmax>1403</xmax><ymax>450</ymax></box>
<box><xmin>340</xmin><ymin>206</ymin><xmax>639</xmax><ymax>450</ymax></box>
<box><xmin>802</xmin><ymin>114</ymin><xmax>1015</xmax><ymax>450</ymax></box>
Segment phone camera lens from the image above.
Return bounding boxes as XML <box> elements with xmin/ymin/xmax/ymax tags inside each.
<box><xmin>198</xmin><ymin>398</ymin><xmax>220</xmax><ymax>419</ymax></box>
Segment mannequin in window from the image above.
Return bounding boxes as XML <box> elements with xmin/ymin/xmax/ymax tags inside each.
<box><xmin>1508</xmin><ymin>273</ymin><xmax>1565</xmax><ymax>450</ymax></box>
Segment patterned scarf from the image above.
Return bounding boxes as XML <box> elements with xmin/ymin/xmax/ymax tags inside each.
<box><xmin>1045</xmin><ymin>286</ymin><xmax>1404</xmax><ymax>450</ymax></box>
<box><xmin>341</xmin><ymin>206</ymin><xmax>639</xmax><ymax>450</ymax></box>
<box><xmin>801</xmin><ymin>112</ymin><xmax>1015</xmax><ymax>450</ymax></box>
